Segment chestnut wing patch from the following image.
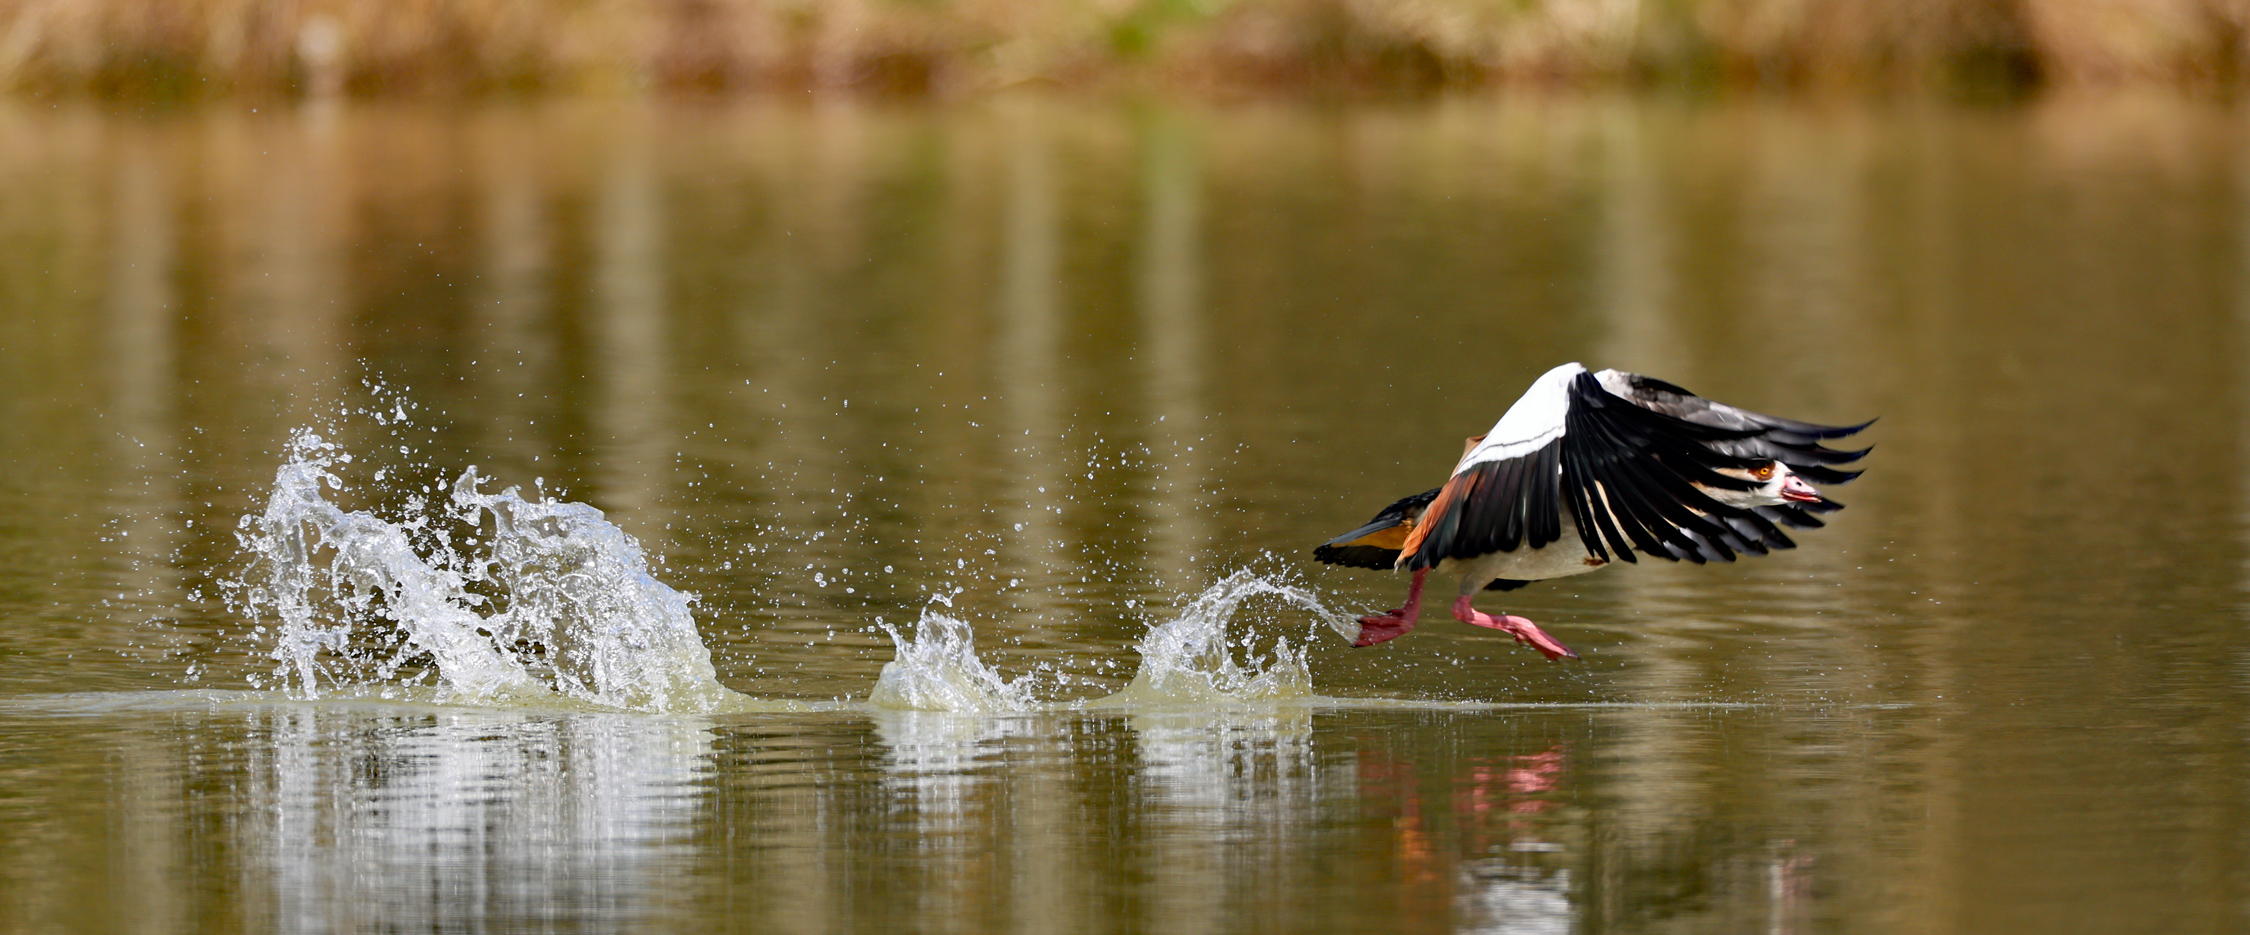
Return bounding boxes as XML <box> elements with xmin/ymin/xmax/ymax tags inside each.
<box><xmin>1397</xmin><ymin>439</ymin><xmax>1563</xmax><ymax>572</ymax></box>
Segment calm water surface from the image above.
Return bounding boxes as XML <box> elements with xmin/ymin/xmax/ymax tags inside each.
<box><xmin>2</xmin><ymin>94</ymin><xmax>2247</xmax><ymax>933</ymax></box>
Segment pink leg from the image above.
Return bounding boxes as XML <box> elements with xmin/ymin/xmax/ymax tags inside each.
<box><xmin>1353</xmin><ymin>568</ymin><xmax>1428</xmax><ymax>647</ymax></box>
<box><xmin>1452</xmin><ymin>595</ymin><xmax>1577</xmax><ymax>660</ymax></box>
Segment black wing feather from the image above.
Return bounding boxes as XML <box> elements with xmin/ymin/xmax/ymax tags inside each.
<box><xmin>1527</xmin><ymin>441</ymin><xmax>1562</xmax><ymax>549</ymax></box>
<box><xmin>1319</xmin><ymin>367</ymin><xmax>1870</xmax><ymax>574</ymax></box>
<box><xmin>1408</xmin><ymin>439</ymin><xmax>1568</xmax><ymax>568</ymax></box>
<box><xmin>1563</xmin><ymin>370</ymin><xmax>1829</xmax><ymax>563</ymax></box>
<box><xmin>1312</xmin><ymin>544</ymin><xmax>1408</xmax><ymax>570</ymax></box>
<box><xmin>1604</xmin><ymin>371</ymin><xmax>1873</xmax><ymax>484</ymax></box>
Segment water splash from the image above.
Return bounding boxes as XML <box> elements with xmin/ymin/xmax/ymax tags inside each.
<box><xmin>228</xmin><ymin>425</ymin><xmax>1353</xmax><ymax>716</ymax></box>
<box><xmin>865</xmin><ymin>565</ymin><xmax>1350</xmax><ymax>714</ymax></box>
<box><xmin>1093</xmin><ymin>565</ymin><xmax>1347</xmax><ymax>709</ymax></box>
<box><xmin>868</xmin><ymin>609</ymin><xmax>1036</xmax><ymax>714</ymax></box>
<box><xmin>232</xmin><ymin>430</ymin><xmax>753</xmax><ymax>714</ymax></box>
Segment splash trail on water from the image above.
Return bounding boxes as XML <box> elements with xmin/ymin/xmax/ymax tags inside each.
<box><xmin>232</xmin><ymin>429</ymin><xmax>1359</xmax><ymax>716</ymax></box>
<box><xmin>868</xmin><ymin>565</ymin><xmax>1353</xmax><ymax>714</ymax></box>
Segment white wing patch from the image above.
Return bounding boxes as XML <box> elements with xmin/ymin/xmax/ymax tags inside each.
<box><xmin>1453</xmin><ymin>362</ymin><xmax>1586</xmax><ymax>476</ymax></box>
<box><xmin>1592</xmin><ymin>369</ymin><xmax>1635</xmax><ymax>396</ymax></box>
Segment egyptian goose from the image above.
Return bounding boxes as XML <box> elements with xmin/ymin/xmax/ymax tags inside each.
<box><xmin>1314</xmin><ymin>363</ymin><xmax>1870</xmax><ymax>659</ymax></box>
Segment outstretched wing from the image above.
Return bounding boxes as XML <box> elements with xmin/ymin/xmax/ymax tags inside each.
<box><xmin>1395</xmin><ymin>363</ymin><xmax>1583</xmax><ymax>571</ymax></box>
<box><xmin>1595</xmin><ymin>370</ymin><xmax>1872</xmax><ymax>485</ymax></box>
<box><xmin>1565</xmin><ymin>369</ymin><xmax>1871</xmax><ymax>564</ymax></box>
<box><xmin>1389</xmin><ymin>363</ymin><xmax>1872</xmax><ymax>572</ymax></box>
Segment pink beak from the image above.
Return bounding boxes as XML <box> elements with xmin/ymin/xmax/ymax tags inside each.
<box><xmin>1779</xmin><ymin>474</ymin><xmax>1822</xmax><ymax>503</ymax></box>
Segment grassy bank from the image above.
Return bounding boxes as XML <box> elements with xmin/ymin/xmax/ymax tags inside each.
<box><xmin>0</xmin><ymin>0</ymin><xmax>2244</xmax><ymax>98</ymax></box>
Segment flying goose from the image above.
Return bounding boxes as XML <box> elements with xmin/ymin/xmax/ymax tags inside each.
<box><xmin>1314</xmin><ymin>363</ymin><xmax>1870</xmax><ymax>659</ymax></box>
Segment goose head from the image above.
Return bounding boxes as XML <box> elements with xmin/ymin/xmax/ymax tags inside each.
<box><xmin>1704</xmin><ymin>460</ymin><xmax>1823</xmax><ymax>508</ymax></box>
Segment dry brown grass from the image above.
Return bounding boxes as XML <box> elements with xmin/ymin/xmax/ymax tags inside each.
<box><xmin>2</xmin><ymin>0</ymin><xmax>2248</xmax><ymax>97</ymax></box>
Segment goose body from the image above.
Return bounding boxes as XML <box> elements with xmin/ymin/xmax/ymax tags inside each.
<box><xmin>1315</xmin><ymin>363</ymin><xmax>1870</xmax><ymax>658</ymax></box>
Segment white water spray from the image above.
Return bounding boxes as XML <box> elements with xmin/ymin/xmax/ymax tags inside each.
<box><xmin>230</xmin><ymin>425</ymin><xmax>1355</xmax><ymax>716</ymax></box>
<box><xmin>233</xmin><ymin>431</ymin><xmax>750</xmax><ymax>713</ymax></box>
<box><xmin>1094</xmin><ymin>566</ymin><xmax>1340</xmax><ymax>708</ymax></box>
<box><xmin>868</xmin><ymin>609</ymin><xmax>1037</xmax><ymax>714</ymax></box>
<box><xmin>866</xmin><ymin>564</ymin><xmax>1349</xmax><ymax>715</ymax></box>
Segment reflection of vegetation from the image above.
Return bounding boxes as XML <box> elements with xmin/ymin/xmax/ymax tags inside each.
<box><xmin>1</xmin><ymin>0</ymin><xmax>2244</xmax><ymax>98</ymax></box>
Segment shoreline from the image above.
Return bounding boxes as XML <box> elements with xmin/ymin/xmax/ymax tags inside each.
<box><xmin>3</xmin><ymin>0</ymin><xmax>2246</xmax><ymax>100</ymax></box>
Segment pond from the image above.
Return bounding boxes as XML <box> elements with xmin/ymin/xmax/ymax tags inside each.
<box><xmin>1</xmin><ymin>93</ymin><xmax>2245</xmax><ymax>933</ymax></box>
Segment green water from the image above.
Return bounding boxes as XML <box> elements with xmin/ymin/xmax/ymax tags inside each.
<box><xmin>2</xmin><ymin>93</ymin><xmax>2246</xmax><ymax>933</ymax></box>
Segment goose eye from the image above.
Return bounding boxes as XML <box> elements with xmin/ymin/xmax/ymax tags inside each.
<box><xmin>1751</xmin><ymin>464</ymin><xmax>1774</xmax><ymax>481</ymax></box>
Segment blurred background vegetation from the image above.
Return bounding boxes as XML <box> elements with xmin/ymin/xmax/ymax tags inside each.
<box><xmin>0</xmin><ymin>0</ymin><xmax>2242</xmax><ymax>99</ymax></box>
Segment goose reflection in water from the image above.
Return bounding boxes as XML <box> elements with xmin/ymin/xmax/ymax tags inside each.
<box><xmin>1353</xmin><ymin>744</ymin><xmax>1563</xmax><ymax>933</ymax></box>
